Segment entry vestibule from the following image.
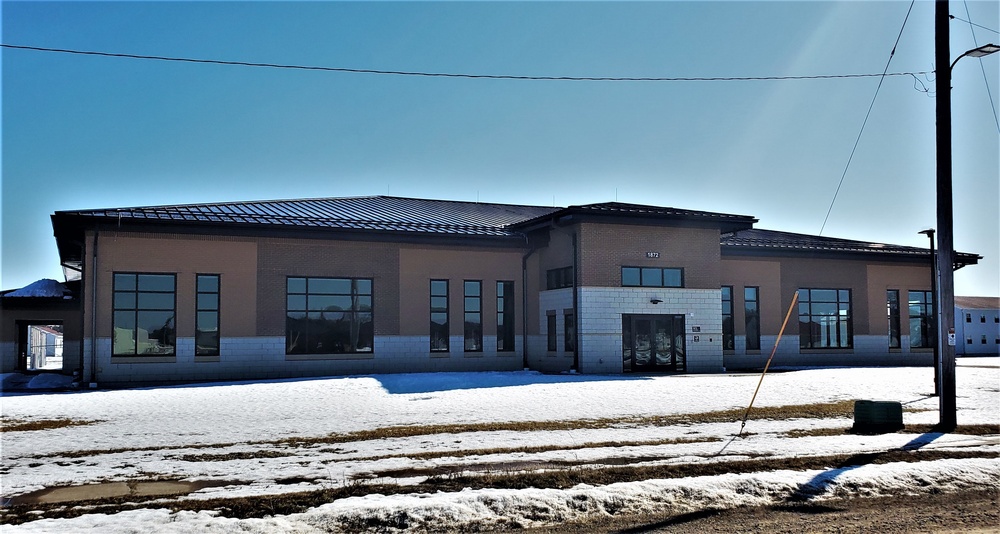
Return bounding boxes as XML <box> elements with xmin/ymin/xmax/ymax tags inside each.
<box><xmin>622</xmin><ymin>314</ymin><xmax>686</xmax><ymax>372</ymax></box>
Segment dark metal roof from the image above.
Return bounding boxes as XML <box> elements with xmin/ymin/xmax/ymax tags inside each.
<box><xmin>722</xmin><ymin>228</ymin><xmax>981</xmax><ymax>268</ymax></box>
<box><xmin>54</xmin><ymin>196</ymin><xmax>561</xmax><ymax>237</ymax></box>
<box><xmin>512</xmin><ymin>201</ymin><xmax>758</xmax><ymax>233</ymax></box>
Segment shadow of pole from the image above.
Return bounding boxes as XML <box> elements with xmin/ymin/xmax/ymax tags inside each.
<box><xmin>785</xmin><ymin>430</ymin><xmax>946</xmax><ymax>502</ymax></box>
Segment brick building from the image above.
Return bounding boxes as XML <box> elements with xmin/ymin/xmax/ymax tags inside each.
<box><xmin>0</xmin><ymin>196</ymin><xmax>981</xmax><ymax>386</ymax></box>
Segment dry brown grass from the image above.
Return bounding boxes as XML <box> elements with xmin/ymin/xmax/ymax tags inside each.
<box><xmin>1</xmin><ymin>418</ymin><xmax>99</xmax><ymax>433</ymax></box>
<box><xmin>3</xmin><ymin>447</ymin><xmax>992</xmax><ymax>527</ymax></box>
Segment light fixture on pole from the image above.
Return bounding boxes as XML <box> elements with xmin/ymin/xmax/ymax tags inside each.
<box><xmin>935</xmin><ymin>0</ymin><xmax>998</xmax><ymax>430</ymax></box>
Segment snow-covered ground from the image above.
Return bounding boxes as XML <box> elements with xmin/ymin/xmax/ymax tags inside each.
<box><xmin>2</xmin><ymin>359</ymin><xmax>998</xmax><ymax>532</ymax></box>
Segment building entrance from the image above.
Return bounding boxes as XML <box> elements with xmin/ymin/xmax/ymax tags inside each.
<box><xmin>622</xmin><ymin>314</ymin><xmax>686</xmax><ymax>372</ymax></box>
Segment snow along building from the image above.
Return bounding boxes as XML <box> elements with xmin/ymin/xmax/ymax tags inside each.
<box><xmin>0</xmin><ymin>196</ymin><xmax>982</xmax><ymax>386</ymax></box>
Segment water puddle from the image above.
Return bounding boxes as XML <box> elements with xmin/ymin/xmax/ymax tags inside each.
<box><xmin>6</xmin><ymin>479</ymin><xmax>240</xmax><ymax>505</ymax></box>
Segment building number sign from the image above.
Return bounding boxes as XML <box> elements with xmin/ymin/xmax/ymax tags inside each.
<box><xmin>646</xmin><ymin>252</ymin><xmax>660</xmax><ymax>258</ymax></box>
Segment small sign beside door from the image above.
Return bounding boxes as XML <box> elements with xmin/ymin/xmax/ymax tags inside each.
<box><xmin>646</xmin><ymin>252</ymin><xmax>660</xmax><ymax>258</ymax></box>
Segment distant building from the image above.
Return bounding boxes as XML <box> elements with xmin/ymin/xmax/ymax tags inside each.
<box><xmin>955</xmin><ymin>296</ymin><xmax>1000</xmax><ymax>356</ymax></box>
<box><xmin>0</xmin><ymin>196</ymin><xmax>983</xmax><ymax>386</ymax></box>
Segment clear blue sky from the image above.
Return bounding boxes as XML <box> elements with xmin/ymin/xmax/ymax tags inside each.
<box><xmin>3</xmin><ymin>1</ymin><xmax>998</xmax><ymax>296</ymax></box>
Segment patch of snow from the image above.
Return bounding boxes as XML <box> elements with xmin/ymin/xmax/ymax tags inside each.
<box><xmin>6</xmin><ymin>458</ymin><xmax>997</xmax><ymax>533</ymax></box>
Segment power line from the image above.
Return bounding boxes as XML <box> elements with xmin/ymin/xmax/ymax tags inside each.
<box><xmin>949</xmin><ymin>14</ymin><xmax>1000</xmax><ymax>35</ymax></box>
<box><xmin>1</xmin><ymin>43</ymin><xmax>933</xmax><ymax>82</ymax></box>
<box><xmin>961</xmin><ymin>1</ymin><xmax>1000</xmax><ymax>134</ymax></box>
<box><xmin>819</xmin><ymin>0</ymin><xmax>916</xmax><ymax>236</ymax></box>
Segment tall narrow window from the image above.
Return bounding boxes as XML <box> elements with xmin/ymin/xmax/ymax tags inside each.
<box><xmin>113</xmin><ymin>273</ymin><xmax>176</xmax><ymax>356</ymax></box>
<box><xmin>196</xmin><ymin>274</ymin><xmax>220</xmax><ymax>356</ymax></box>
<box><xmin>744</xmin><ymin>287</ymin><xmax>760</xmax><ymax>350</ymax></box>
<box><xmin>286</xmin><ymin>277</ymin><xmax>373</xmax><ymax>354</ymax></box>
<box><xmin>496</xmin><ymin>281</ymin><xmax>515</xmax><ymax>352</ymax></box>
<box><xmin>464</xmin><ymin>280</ymin><xmax>482</xmax><ymax>351</ymax></box>
<box><xmin>908</xmin><ymin>290</ymin><xmax>934</xmax><ymax>349</ymax></box>
<box><xmin>430</xmin><ymin>280</ymin><xmax>449</xmax><ymax>352</ymax></box>
<box><xmin>887</xmin><ymin>290</ymin><xmax>901</xmax><ymax>349</ymax></box>
<box><xmin>721</xmin><ymin>286</ymin><xmax>734</xmax><ymax>350</ymax></box>
<box><xmin>547</xmin><ymin>313</ymin><xmax>557</xmax><ymax>351</ymax></box>
<box><xmin>564</xmin><ymin>312</ymin><xmax>576</xmax><ymax>352</ymax></box>
<box><xmin>798</xmin><ymin>289</ymin><xmax>852</xmax><ymax>349</ymax></box>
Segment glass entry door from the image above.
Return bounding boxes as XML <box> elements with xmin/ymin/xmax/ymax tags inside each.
<box><xmin>622</xmin><ymin>314</ymin><xmax>686</xmax><ymax>372</ymax></box>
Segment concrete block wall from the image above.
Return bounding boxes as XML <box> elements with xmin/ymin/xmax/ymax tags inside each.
<box><xmin>86</xmin><ymin>334</ymin><xmax>523</xmax><ymax>387</ymax></box>
<box><xmin>578</xmin><ymin>287</ymin><xmax>725</xmax><ymax>374</ymax></box>
<box><xmin>0</xmin><ymin>341</ymin><xmax>16</xmax><ymax>373</ymax></box>
<box><xmin>530</xmin><ymin>289</ymin><xmax>576</xmax><ymax>372</ymax></box>
<box><xmin>724</xmin><ymin>334</ymin><xmax>933</xmax><ymax>369</ymax></box>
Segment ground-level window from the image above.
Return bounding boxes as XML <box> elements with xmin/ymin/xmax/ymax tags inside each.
<box><xmin>464</xmin><ymin>280</ymin><xmax>482</xmax><ymax>351</ymax></box>
<box><xmin>721</xmin><ymin>286</ymin><xmax>734</xmax><ymax>350</ymax></box>
<box><xmin>887</xmin><ymin>290</ymin><xmax>901</xmax><ymax>349</ymax></box>
<box><xmin>496</xmin><ymin>281</ymin><xmax>515</xmax><ymax>352</ymax></box>
<box><xmin>622</xmin><ymin>267</ymin><xmax>683</xmax><ymax>288</ymax></box>
<box><xmin>547</xmin><ymin>313</ymin><xmax>557</xmax><ymax>351</ymax></box>
<box><xmin>798</xmin><ymin>289</ymin><xmax>852</xmax><ymax>349</ymax></box>
<box><xmin>113</xmin><ymin>273</ymin><xmax>176</xmax><ymax>356</ymax></box>
<box><xmin>564</xmin><ymin>312</ymin><xmax>576</xmax><ymax>352</ymax></box>
<box><xmin>908</xmin><ymin>290</ymin><xmax>934</xmax><ymax>349</ymax></box>
<box><xmin>196</xmin><ymin>274</ymin><xmax>220</xmax><ymax>356</ymax></box>
<box><xmin>744</xmin><ymin>287</ymin><xmax>760</xmax><ymax>351</ymax></box>
<box><xmin>430</xmin><ymin>280</ymin><xmax>449</xmax><ymax>352</ymax></box>
<box><xmin>982</xmin><ymin>335</ymin><xmax>988</xmax><ymax>345</ymax></box>
<box><xmin>286</xmin><ymin>277</ymin><xmax>373</xmax><ymax>354</ymax></box>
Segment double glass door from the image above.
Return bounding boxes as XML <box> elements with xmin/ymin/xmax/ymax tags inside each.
<box><xmin>623</xmin><ymin>314</ymin><xmax>686</xmax><ymax>372</ymax></box>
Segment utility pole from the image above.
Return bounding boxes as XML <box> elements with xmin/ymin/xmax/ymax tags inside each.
<box><xmin>934</xmin><ymin>0</ymin><xmax>957</xmax><ymax>430</ymax></box>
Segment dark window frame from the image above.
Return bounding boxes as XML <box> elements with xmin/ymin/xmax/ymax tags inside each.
<box><xmin>546</xmin><ymin>267</ymin><xmax>574</xmax><ymax>290</ymax></box>
<box><xmin>744</xmin><ymin>286</ymin><xmax>760</xmax><ymax>351</ymax></box>
<box><xmin>496</xmin><ymin>281</ymin><xmax>515</xmax><ymax>352</ymax></box>
<box><xmin>285</xmin><ymin>276</ymin><xmax>374</xmax><ymax>355</ymax></box>
<box><xmin>112</xmin><ymin>272</ymin><xmax>177</xmax><ymax>356</ymax></box>
<box><xmin>430</xmin><ymin>279</ymin><xmax>449</xmax><ymax>352</ymax></box>
<box><xmin>798</xmin><ymin>288</ymin><xmax>853</xmax><ymax>349</ymax></box>
<box><xmin>464</xmin><ymin>280</ymin><xmax>482</xmax><ymax>352</ymax></box>
<box><xmin>721</xmin><ymin>286</ymin><xmax>734</xmax><ymax>351</ymax></box>
<box><xmin>887</xmin><ymin>289</ymin><xmax>901</xmax><ymax>349</ymax></box>
<box><xmin>546</xmin><ymin>313</ymin><xmax>557</xmax><ymax>352</ymax></box>
<box><xmin>564</xmin><ymin>312</ymin><xmax>576</xmax><ymax>352</ymax></box>
<box><xmin>622</xmin><ymin>266</ymin><xmax>684</xmax><ymax>288</ymax></box>
<box><xmin>908</xmin><ymin>290</ymin><xmax>935</xmax><ymax>349</ymax></box>
<box><xmin>195</xmin><ymin>274</ymin><xmax>221</xmax><ymax>356</ymax></box>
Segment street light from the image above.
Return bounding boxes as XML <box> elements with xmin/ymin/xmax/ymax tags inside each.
<box><xmin>935</xmin><ymin>0</ymin><xmax>998</xmax><ymax>431</ymax></box>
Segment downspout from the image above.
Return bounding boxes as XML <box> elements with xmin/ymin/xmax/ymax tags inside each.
<box><xmin>571</xmin><ymin>231</ymin><xmax>580</xmax><ymax>372</ymax></box>
<box><xmin>519</xmin><ymin>233</ymin><xmax>535</xmax><ymax>370</ymax></box>
<box><xmin>89</xmin><ymin>230</ymin><xmax>99</xmax><ymax>387</ymax></box>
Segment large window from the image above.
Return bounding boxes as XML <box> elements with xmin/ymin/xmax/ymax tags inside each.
<box><xmin>887</xmin><ymin>290</ymin><xmax>901</xmax><ymax>349</ymax></box>
<box><xmin>546</xmin><ymin>267</ymin><xmax>574</xmax><ymax>290</ymax></box>
<box><xmin>496</xmin><ymin>281</ymin><xmax>515</xmax><ymax>352</ymax></box>
<box><xmin>286</xmin><ymin>277</ymin><xmax>373</xmax><ymax>354</ymax></box>
<box><xmin>464</xmin><ymin>280</ymin><xmax>482</xmax><ymax>351</ymax></box>
<box><xmin>721</xmin><ymin>286</ymin><xmax>734</xmax><ymax>350</ymax></box>
<box><xmin>430</xmin><ymin>280</ymin><xmax>449</xmax><ymax>352</ymax></box>
<box><xmin>798</xmin><ymin>289</ymin><xmax>852</xmax><ymax>349</ymax></box>
<box><xmin>744</xmin><ymin>287</ymin><xmax>760</xmax><ymax>351</ymax></box>
<box><xmin>113</xmin><ymin>273</ymin><xmax>176</xmax><ymax>356</ymax></box>
<box><xmin>622</xmin><ymin>267</ymin><xmax>683</xmax><ymax>288</ymax></box>
<box><xmin>908</xmin><ymin>290</ymin><xmax>934</xmax><ymax>349</ymax></box>
<box><xmin>196</xmin><ymin>274</ymin><xmax>220</xmax><ymax>356</ymax></box>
